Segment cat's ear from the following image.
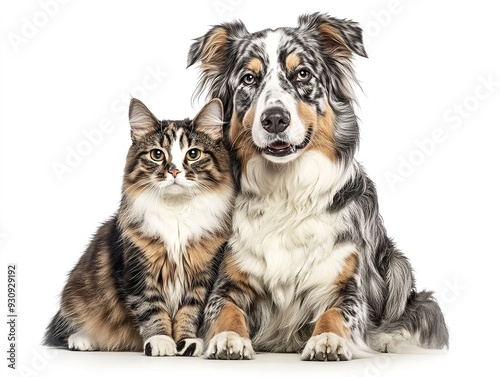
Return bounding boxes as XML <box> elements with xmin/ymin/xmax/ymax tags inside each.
<box><xmin>192</xmin><ymin>98</ymin><xmax>224</xmax><ymax>139</ymax></box>
<box><xmin>129</xmin><ymin>98</ymin><xmax>159</xmax><ymax>140</ymax></box>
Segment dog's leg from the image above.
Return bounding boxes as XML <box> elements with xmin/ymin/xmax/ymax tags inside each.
<box><xmin>301</xmin><ymin>307</ymin><xmax>354</xmax><ymax>361</ymax></box>
<box><xmin>205</xmin><ymin>302</ymin><xmax>254</xmax><ymax>360</ymax></box>
<box><xmin>302</xmin><ymin>250</ymin><xmax>367</xmax><ymax>361</ymax></box>
<box><xmin>203</xmin><ymin>256</ymin><xmax>256</xmax><ymax>360</ymax></box>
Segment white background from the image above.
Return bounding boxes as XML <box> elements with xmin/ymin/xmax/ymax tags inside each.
<box><xmin>1</xmin><ymin>0</ymin><xmax>499</xmax><ymax>376</ymax></box>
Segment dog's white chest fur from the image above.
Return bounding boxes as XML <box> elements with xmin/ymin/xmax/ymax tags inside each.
<box><xmin>230</xmin><ymin>151</ymin><xmax>356</xmax><ymax>351</ymax></box>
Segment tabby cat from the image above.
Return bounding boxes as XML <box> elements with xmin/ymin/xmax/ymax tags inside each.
<box><xmin>44</xmin><ymin>98</ymin><xmax>234</xmax><ymax>356</ymax></box>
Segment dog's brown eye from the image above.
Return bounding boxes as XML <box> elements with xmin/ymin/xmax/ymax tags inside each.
<box><xmin>150</xmin><ymin>149</ymin><xmax>164</xmax><ymax>161</ymax></box>
<box><xmin>296</xmin><ymin>69</ymin><xmax>311</xmax><ymax>82</ymax></box>
<box><xmin>242</xmin><ymin>74</ymin><xmax>255</xmax><ymax>85</ymax></box>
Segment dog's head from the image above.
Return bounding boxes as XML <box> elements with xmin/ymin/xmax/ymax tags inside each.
<box><xmin>188</xmin><ymin>12</ymin><xmax>366</xmax><ymax>169</ymax></box>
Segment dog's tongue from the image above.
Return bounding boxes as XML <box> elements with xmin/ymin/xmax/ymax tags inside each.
<box><xmin>269</xmin><ymin>141</ymin><xmax>290</xmax><ymax>150</ymax></box>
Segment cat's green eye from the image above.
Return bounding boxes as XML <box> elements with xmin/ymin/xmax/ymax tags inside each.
<box><xmin>186</xmin><ymin>148</ymin><xmax>201</xmax><ymax>161</ymax></box>
<box><xmin>150</xmin><ymin>149</ymin><xmax>164</xmax><ymax>161</ymax></box>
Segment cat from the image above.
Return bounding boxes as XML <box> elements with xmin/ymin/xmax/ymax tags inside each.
<box><xmin>44</xmin><ymin>98</ymin><xmax>234</xmax><ymax>357</ymax></box>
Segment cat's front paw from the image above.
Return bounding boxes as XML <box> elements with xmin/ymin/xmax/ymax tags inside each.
<box><xmin>206</xmin><ymin>331</ymin><xmax>254</xmax><ymax>360</ymax></box>
<box><xmin>68</xmin><ymin>333</ymin><xmax>96</xmax><ymax>351</ymax></box>
<box><xmin>144</xmin><ymin>335</ymin><xmax>176</xmax><ymax>356</ymax></box>
<box><xmin>301</xmin><ymin>332</ymin><xmax>352</xmax><ymax>361</ymax></box>
<box><xmin>176</xmin><ymin>338</ymin><xmax>204</xmax><ymax>357</ymax></box>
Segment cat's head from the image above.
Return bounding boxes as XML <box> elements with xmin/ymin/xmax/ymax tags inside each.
<box><xmin>123</xmin><ymin>98</ymin><xmax>232</xmax><ymax>199</ymax></box>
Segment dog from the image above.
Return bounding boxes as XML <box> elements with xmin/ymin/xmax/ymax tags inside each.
<box><xmin>187</xmin><ymin>12</ymin><xmax>449</xmax><ymax>361</ymax></box>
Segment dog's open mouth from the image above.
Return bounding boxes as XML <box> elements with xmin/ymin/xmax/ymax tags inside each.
<box><xmin>265</xmin><ymin>141</ymin><xmax>295</xmax><ymax>157</ymax></box>
<box><xmin>263</xmin><ymin>128</ymin><xmax>312</xmax><ymax>158</ymax></box>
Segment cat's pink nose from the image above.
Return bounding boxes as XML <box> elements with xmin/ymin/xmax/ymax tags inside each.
<box><xmin>168</xmin><ymin>169</ymin><xmax>181</xmax><ymax>178</ymax></box>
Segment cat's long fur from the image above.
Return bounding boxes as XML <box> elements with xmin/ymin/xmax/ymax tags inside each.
<box><xmin>44</xmin><ymin>99</ymin><xmax>234</xmax><ymax>356</ymax></box>
<box><xmin>187</xmin><ymin>12</ymin><xmax>449</xmax><ymax>360</ymax></box>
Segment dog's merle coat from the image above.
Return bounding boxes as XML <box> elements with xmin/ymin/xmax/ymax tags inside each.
<box><xmin>188</xmin><ymin>12</ymin><xmax>449</xmax><ymax>360</ymax></box>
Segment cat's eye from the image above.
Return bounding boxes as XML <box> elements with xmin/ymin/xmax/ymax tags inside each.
<box><xmin>150</xmin><ymin>149</ymin><xmax>164</xmax><ymax>161</ymax></box>
<box><xmin>186</xmin><ymin>148</ymin><xmax>201</xmax><ymax>161</ymax></box>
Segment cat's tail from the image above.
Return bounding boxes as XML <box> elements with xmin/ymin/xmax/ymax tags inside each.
<box><xmin>43</xmin><ymin>310</ymin><xmax>74</xmax><ymax>348</ymax></box>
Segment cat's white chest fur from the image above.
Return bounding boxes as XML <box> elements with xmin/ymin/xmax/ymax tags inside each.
<box><xmin>126</xmin><ymin>187</ymin><xmax>231</xmax><ymax>317</ymax></box>
<box><xmin>129</xmin><ymin>189</ymin><xmax>232</xmax><ymax>257</ymax></box>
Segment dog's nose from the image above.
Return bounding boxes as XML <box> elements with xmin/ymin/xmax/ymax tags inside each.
<box><xmin>261</xmin><ymin>107</ymin><xmax>290</xmax><ymax>134</ymax></box>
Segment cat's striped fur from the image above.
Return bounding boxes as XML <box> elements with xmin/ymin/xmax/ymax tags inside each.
<box><xmin>44</xmin><ymin>98</ymin><xmax>234</xmax><ymax>356</ymax></box>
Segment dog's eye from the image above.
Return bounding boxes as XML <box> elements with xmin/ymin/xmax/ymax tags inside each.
<box><xmin>242</xmin><ymin>74</ymin><xmax>256</xmax><ymax>86</ymax></box>
<box><xmin>296</xmin><ymin>69</ymin><xmax>311</xmax><ymax>83</ymax></box>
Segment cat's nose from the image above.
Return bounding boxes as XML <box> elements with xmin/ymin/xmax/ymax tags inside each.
<box><xmin>168</xmin><ymin>169</ymin><xmax>181</xmax><ymax>178</ymax></box>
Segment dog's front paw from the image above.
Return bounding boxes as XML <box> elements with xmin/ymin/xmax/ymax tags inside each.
<box><xmin>206</xmin><ymin>331</ymin><xmax>254</xmax><ymax>360</ymax></box>
<box><xmin>301</xmin><ymin>333</ymin><xmax>352</xmax><ymax>361</ymax></box>
<box><xmin>68</xmin><ymin>333</ymin><xmax>96</xmax><ymax>351</ymax></box>
<box><xmin>144</xmin><ymin>335</ymin><xmax>176</xmax><ymax>356</ymax></box>
<box><xmin>176</xmin><ymin>338</ymin><xmax>204</xmax><ymax>357</ymax></box>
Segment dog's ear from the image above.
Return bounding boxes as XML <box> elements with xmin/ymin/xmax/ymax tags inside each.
<box><xmin>298</xmin><ymin>12</ymin><xmax>367</xmax><ymax>59</ymax></box>
<box><xmin>187</xmin><ymin>21</ymin><xmax>249</xmax><ymax>70</ymax></box>
<box><xmin>187</xmin><ymin>21</ymin><xmax>248</xmax><ymax>102</ymax></box>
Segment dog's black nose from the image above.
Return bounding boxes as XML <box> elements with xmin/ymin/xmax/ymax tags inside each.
<box><xmin>261</xmin><ymin>107</ymin><xmax>290</xmax><ymax>134</ymax></box>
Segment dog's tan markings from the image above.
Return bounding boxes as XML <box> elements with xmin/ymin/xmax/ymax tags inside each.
<box><xmin>242</xmin><ymin>106</ymin><xmax>256</xmax><ymax>132</ymax></box>
<box><xmin>230</xmin><ymin>106</ymin><xmax>258</xmax><ymax>173</ymax></box>
<box><xmin>315</xmin><ymin>103</ymin><xmax>336</xmax><ymax>161</ymax></box>
<box><xmin>207</xmin><ymin>301</ymin><xmax>249</xmax><ymax>340</ymax></box>
<box><xmin>297</xmin><ymin>100</ymin><xmax>318</xmax><ymax>126</ymax></box>
<box><xmin>247</xmin><ymin>57</ymin><xmax>263</xmax><ymax>74</ymax></box>
<box><xmin>312</xmin><ymin>252</ymin><xmax>359</xmax><ymax>338</ymax></box>
<box><xmin>336</xmin><ymin>252</ymin><xmax>359</xmax><ymax>286</ymax></box>
<box><xmin>286</xmin><ymin>53</ymin><xmax>301</xmax><ymax>73</ymax></box>
<box><xmin>318</xmin><ymin>24</ymin><xmax>352</xmax><ymax>58</ymax></box>
<box><xmin>229</xmin><ymin>110</ymin><xmax>242</xmax><ymax>150</ymax></box>
<box><xmin>310</xmin><ymin>253</ymin><xmax>357</xmax><ymax>340</ymax></box>
<box><xmin>225</xmin><ymin>254</ymin><xmax>259</xmax><ymax>303</ymax></box>
<box><xmin>312</xmin><ymin>308</ymin><xmax>349</xmax><ymax>338</ymax></box>
<box><xmin>200</xmin><ymin>27</ymin><xmax>228</xmax><ymax>71</ymax></box>
<box><xmin>297</xmin><ymin>100</ymin><xmax>336</xmax><ymax>161</ymax></box>
<box><xmin>225</xmin><ymin>255</ymin><xmax>251</xmax><ymax>287</ymax></box>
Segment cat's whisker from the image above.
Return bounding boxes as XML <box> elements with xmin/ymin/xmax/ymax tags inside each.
<box><xmin>123</xmin><ymin>179</ymin><xmax>153</xmax><ymax>196</ymax></box>
<box><xmin>187</xmin><ymin>184</ymin><xmax>213</xmax><ymax>207</ymax></box>
<box><xmin>195</xmin><ymin>181</ymin><xmax>217</xmax><ymax>193</ymax></box>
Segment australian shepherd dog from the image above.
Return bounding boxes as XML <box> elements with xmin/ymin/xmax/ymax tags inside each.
<box><xmin>187</xmin><ymin>12</ymin><xmax>449</xmax><ymax>361</ymax></box>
